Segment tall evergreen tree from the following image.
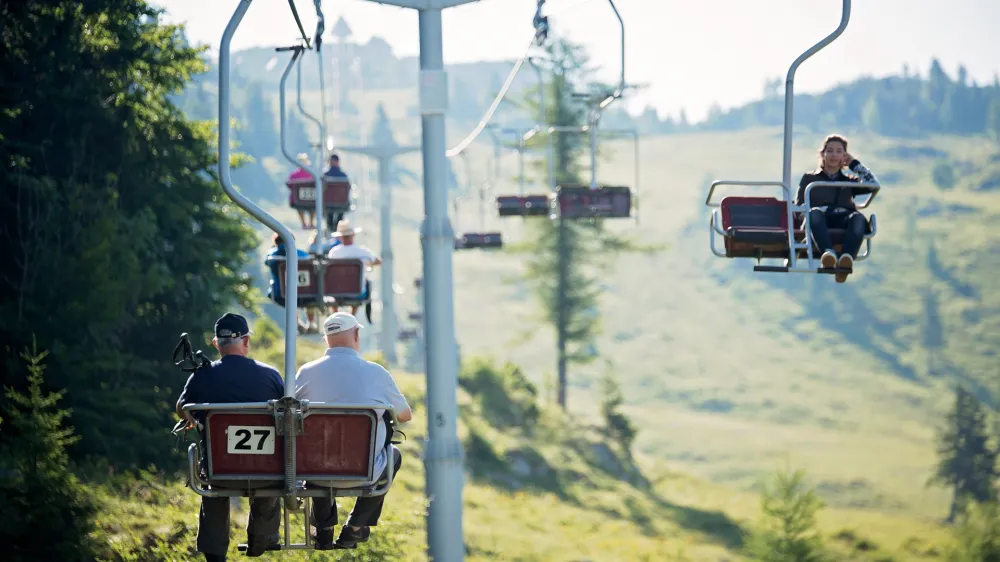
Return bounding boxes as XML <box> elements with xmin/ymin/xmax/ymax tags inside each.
<box><xmin>0</xmin><ymin>1</ymin><xmax>258</xmax><ymax>468</ymax></box>
<box><xmin>510</xmin><ymin>39</ymin><xmax>655</xmax><ymax>409</ymax></box>
<box><xmin>930</xmin><ymin>386</ymin><xmax>999</xmax><ymax>523</ymax></box>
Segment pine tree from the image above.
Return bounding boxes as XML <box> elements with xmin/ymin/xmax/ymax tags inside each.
<box><xmin>599</xmin><ymin>362</ymin><xmax>637</xmax><ymax>455</ymax></box>
<box><xmin>510</xmin><ymin>39</ymin><xmax>656</xmax><ymax>409</ymax></box>
<box><xmin>1</xmin><ymin>1</ymin><xmax>258</xmax><ymax>468</ymax></box>
<box><xmin>744</xmin><ymin>467</ymin><xmax>829</xmax><ymax>562</ymax></box>
<box><xmin>946</xmin><ymin>501</ymin><xmax>1000</xmax><ymax>561</ymax></box>
<box><xmin>930</xmin><ymin>386</ymin><xmax>999</xmax><ymax>523</ymax></box>
<box><xmin>0</xmin><ymin>345</ymin><xmax>97</xmax><ymax>562</ymax></box>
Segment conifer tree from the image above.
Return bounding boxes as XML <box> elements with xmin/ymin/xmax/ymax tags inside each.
<box><xmin>0</xmin><ymin>345</ymin><xmax>97</xmax><ymax>562</ymax></box>
<box><xmin>745</xmin><ymin>467</ymin><xmax>829</xmax><ymax>562</ymax></box>
<box><xmin>930</xmin><ymin>386</ymin><xmax>999</xmax><ymax>523</ymax></box>
<box><xmin>511</xmin><ymin>39</ymin><xmax>656</xmax><ymax>409</ymax></box>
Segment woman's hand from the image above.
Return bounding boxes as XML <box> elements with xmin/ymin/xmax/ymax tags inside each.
<box><xmin>842</xmin><ymin>151</ymin><xmax>855</xmax><ymax>167</ymax></box>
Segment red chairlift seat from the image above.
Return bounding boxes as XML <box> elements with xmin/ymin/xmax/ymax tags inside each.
<box><xmin>275</xmin><ymin>258</ymin><xmax>370</xmax><ymax>308</ymax></box>
<box><xmin>555</xmin><ymin>184</ymin><xmax>632</xmax><ymax>219</ymax></box>
<box><xmin>496</xmin><ymin>194</ymin><xmax>551</xmax><ymax>217</ymax></box>
<box><xmin>455</xmin><ymin>232</ymin><xmax>503</xmax><ymax>250</ymax></box>
<box><xmin>287</xmin><ymin>177</ymin><xmax>352</xmax><ymax>213</ymax></box>
<box><xmin>718</xmin><ymin>196</ymin><xmax>875</xmax><ymax>261</ymax></box>
<box><xmin>183</xmin><ymin>401</ymin><xmax>400</xmax><ymax>552</ymax></box>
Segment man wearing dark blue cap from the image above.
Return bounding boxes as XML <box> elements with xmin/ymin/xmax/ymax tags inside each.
<box><xmin>176</xmin><ymin>312</ymin><xmax>285</xmax><ymax>561</ymax></box>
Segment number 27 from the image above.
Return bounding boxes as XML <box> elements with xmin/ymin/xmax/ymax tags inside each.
<box><xmin>234</xmin><ymin>429</ymin><xmax>270</xmax><ymax>450</ymax></box>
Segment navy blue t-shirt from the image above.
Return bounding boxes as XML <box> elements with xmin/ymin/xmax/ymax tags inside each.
<box><xmin>178</xmin><ymin>355</ymin><xmax>285</xmax><ymax>422</ymax></box>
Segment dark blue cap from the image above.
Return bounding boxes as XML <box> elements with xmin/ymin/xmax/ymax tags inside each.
<box><xmin>215</xmin><ymin>313</ymin><xmax>252</xmax><ymax>339</ymax></box>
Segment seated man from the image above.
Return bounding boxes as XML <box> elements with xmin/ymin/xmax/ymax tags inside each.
<box><xmin>326</xmin><ymin>219</ymin><xmax>381</xmax><ymax>318</ymax></box>
<box><xmin>323</xmin><ymin>153</ymin><xmax>350</xmax><ymax>233</ymax></box>
<box><xmin>175</xmin><ymin>313</ymin><xmax>285</xmax><ymax>561</ymax></box>
<box><xmin>294</xmin><ymin>312</ymin><xmax>413</xmax><ymax>550</ymax></box>
<box><xmin>794</xmin><ymin>134</ymin><xmax>879</xmax><ymax>284</ymax></box>
<box><xmin>288</xmin><ymin>152</ymin><xmax>316</xmax><ymax>230</ymax></box>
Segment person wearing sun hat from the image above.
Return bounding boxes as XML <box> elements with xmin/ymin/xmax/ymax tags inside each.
<box><xmin>326</xmin><ymin>219</ymin><xmax>382</xmax><ymax>317</ymax></box>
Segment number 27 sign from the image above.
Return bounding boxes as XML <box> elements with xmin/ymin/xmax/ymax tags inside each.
<box><xmin>226</xmin><ymin>425</ymin><xmax>276</xmax><ymax>455</ymax></box>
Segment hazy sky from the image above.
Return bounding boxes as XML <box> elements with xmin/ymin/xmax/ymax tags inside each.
<box><xmin>155</xmin><ymin>0</ymin><xmax>999</xmax><ymax>122</ymax></box>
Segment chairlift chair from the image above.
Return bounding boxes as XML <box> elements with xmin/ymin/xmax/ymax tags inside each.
<box><xmin>455</xmin><ymin>232</ymin><xmax>503</xmax><ymax>250</ymax></box>
<box><xmin>496</xmin><ymin>194</ymin><xmax>551</xmax><ymax>217</ymax></box>
<box><xmin>552</xmin><ymin>184</ymin><xmax>632</xmax><ymax>220</ymax></box>
<box><xmin>704</xmin><ymin>0</ymin><xmax>878</xmax><ymax>275</ymax></box>
<box><xmin>187</xmin><ymin>4</ymin><xmax>406</xmax><ymax>548</ymax></box>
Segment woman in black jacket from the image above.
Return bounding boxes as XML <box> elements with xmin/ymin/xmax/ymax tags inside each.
<box><xmin>794</xmin><ymin>134</ymin><xmax>880</xmax><ymax>283</ymax></box>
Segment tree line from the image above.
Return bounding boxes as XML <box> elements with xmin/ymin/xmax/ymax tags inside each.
<box><xmin>1</xmin><ymin>1</ymin><xmax>257</xmax><ymax>471</ymax></box>
<box><xmin>700</xmin><ymin>59</ymin><xmax>1000</xmax><ymax>140</ymax></box>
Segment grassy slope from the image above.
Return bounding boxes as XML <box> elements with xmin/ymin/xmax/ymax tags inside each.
<box><xmin>192</xmin><ymin>84</ymin><xmax>1000</xmax><ymax>558</ymax></box>
<box><xmin>98</xmin><ymin>335</ymin><xmax>953</xmax><ymax>561</ymax></box>
<box><xmin>262</xmin><ymin>119</ymin><xmax>997</xmax><ymax>514</ymax></box>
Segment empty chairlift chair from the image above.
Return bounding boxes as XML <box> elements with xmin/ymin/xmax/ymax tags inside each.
<box><xmin>454</xmin><ymin>231</ymin><xmax>503</xmax><ymax>250</ymax></box>
<box><xmin>495</xmin><ymin>194</ymin><xmax>552</xmax><ymax>217</ymax></box>
<box><xmin>553</xmin><ymin>184</ymin><xmax>632</xmax><ymax>219</ymax></box>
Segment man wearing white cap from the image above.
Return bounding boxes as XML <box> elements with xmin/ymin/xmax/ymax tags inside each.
<box><xmin>326</xmin><ymin>219</ymin><xmax>381</xmax><ymax>318</ymax></box>
<box><xmin>293</xmin><ymin>312</ymin><xmax>412</xmax><ymax>550</ymax></box>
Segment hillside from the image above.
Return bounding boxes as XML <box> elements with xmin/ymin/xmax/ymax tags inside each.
<box><xmin>249</xmin><ymin>123</ymin><xmax>1000</xmax><ymax>527</ymax></box>
<box><xmin>96</xmin><ymin>320</ymin><xmax>955</xmax><ymax>561</ymax></box>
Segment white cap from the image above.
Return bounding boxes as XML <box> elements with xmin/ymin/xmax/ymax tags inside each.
<box><xmin>323</xmin><ymin>312</ymin><xmax>362</xmax><ymax>335</ymax></box>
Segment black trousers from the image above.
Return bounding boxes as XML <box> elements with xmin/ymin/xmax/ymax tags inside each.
<box><xmin>197</xmin><ymin>481</ymin><xmax>281</xmax><ymax>556</ymax></box>
<box><xmin>808</xmin><ymin>207</ymin><xmax>867</xmax><ymax>259</ymax></box>
<box><xmin>310</xmin><ymin>446</ymin><xmax>402</xmax><ymax>529</ymax></box>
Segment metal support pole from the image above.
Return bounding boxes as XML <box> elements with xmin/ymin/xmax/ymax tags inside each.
<box><xmin>527</xmin><ymin>58</ymin><xmax>554</xmax><ymax>191</ymax></box>
<box><xmin>220</xmin><ymin>0</ymin><xmax>298</xmax><ymax>397</ymax></box>
<box><xmin>332</xmin><ymin>141</ymin><xmax>419</xmax><ymax>363</ymax></box>
<box><xmin>317</xmin><ymin>47</ymin><xmax>329</xmax><ymax>169</ymax></box>
<box><xmin>377</xmin><ymin>156</ymin><xmax>398</xmax><ymax>365</ymax></box>
<box><xmin>518</xmin><ymin>136</ymin><xmax>526</xmax><ymax>195</ymax></box>
<box><xmin>417</xmin><ymin>8</ymin><xmax>464</xmax><ymax>561</ymax></box>
<box><xmin>589</xmin><ymin>109</ymin><xmax>599</xmax><ymax>189</ymax></box>
<box><xmin>556</xmin><ymin>215</ymin><xmax>568</xmax><ymax>409</ymax></box>
<box><xmin>782</xmin><ymin>0</ymin><xmax>851</xmax><ymax>268</ymax></box>
<box><xmin>296</xmin><ymin>57</ymin><xmax>326</xmax><ymax>245</ymax></box>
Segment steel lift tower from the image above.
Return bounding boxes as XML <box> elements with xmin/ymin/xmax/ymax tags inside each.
<box><xmin>344</xmin><ymin>1</ymin><xmax>476</xmax><ymax>560</ymax></box>
<box><xmin>335</xmin><ymin>130</ymin><xmax>420</xmax><ymax>367</ymax></box>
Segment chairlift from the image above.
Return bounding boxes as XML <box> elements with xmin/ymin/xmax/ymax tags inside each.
<box><xmin>455</xmin><ymin>232</ymin><xmax>503</xmax><ymax>250</ymax></box>
<box><xmin>496</xmin><ymin>194</ymin><xmax>551</xmax><ymax>217</ymax></box>
<box><xmin>705</xmin><ymin>0</ymin><xmax>879</xmax><ymax>275</ymax></box>
<box><xmin>452</xmin><ymin>193</ymin><xmax>504</xmax><ymax>250</ymax></box>
<box><xmin>498</xmin><ymin>0</ymin><xmax>634</xmax><ymax>224</ymax></box>
<box><xmin>287</xmin><ymin>176</ymin><xmax>352</xmax><ymax>217</ymax></box>
<box><xmin>180</xmin><ymin>1</ymin><xmax>400</xmax><ymax>554</ymax></box>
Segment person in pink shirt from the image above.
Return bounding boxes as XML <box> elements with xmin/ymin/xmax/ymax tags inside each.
<box><xmin>288</xmin><ymin>153</ymin><xmax>316</xmax><ymax>229</ymax></box>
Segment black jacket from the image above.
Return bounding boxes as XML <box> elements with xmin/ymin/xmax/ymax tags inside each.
<box><xmin>795</xmin><ymin>160</ymin><xmax>880</xmax><ymax>211</ymax></box>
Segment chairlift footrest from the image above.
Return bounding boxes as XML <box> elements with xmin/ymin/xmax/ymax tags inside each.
<box><xmin>237</xmin><ymin>543</ymin><xmax>283</xmax><ymax>554</ymax></box>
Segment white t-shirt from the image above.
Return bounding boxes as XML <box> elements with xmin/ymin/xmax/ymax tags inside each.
<box><xmin>326</xmin><ymin>244</ymin><xmax>379</xmax><ymax>288</ymax></box>
<box><xmin>294</xmin><ymin>347</ymin><xmax>409</xmax><ymax>482</ymax></box>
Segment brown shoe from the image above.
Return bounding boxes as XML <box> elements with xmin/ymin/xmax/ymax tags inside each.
<box><xmin>820</xmin><ymin>251</ymin><xmax>837</xmax><ymax>270</ymax></box>
<box><xmin>835</xmin><ymin>254</ymin><xmax>853</xmax><ymax>284</ymax></box>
